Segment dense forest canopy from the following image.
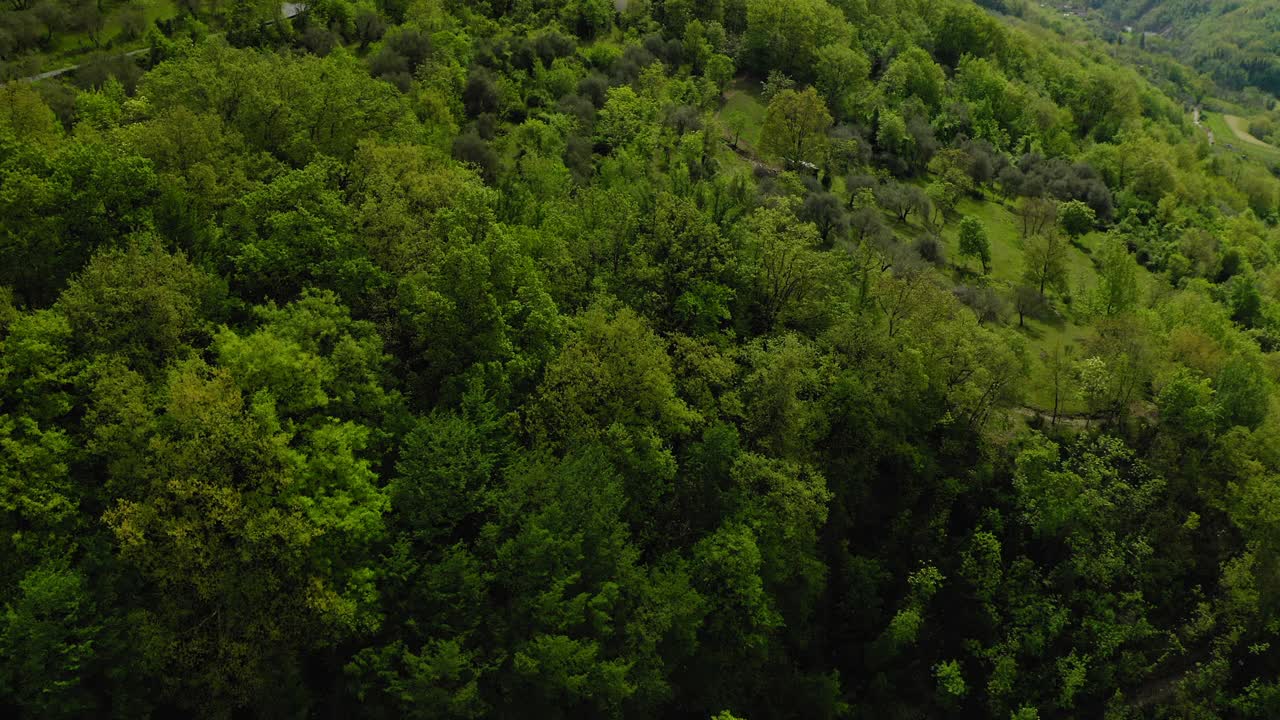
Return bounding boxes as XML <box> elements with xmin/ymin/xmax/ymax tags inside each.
<box><xmin>5</xmin><ymin>0</ymin><xmax>1280</xmax><ymax>718</ymax></box>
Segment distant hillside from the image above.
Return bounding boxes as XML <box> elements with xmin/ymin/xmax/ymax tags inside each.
<box><xmin>1088</xmin><ymin>0</ymin><xmax>1280</xmax><ymax>96</ymax></box>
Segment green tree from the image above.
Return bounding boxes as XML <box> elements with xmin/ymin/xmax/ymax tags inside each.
<box><xmin>958</xmin><ymin>216</ymin><xmax>991</xmax><ymax>274</ymax></box>
<box><xmin>760</xmin><ymin>87</ymin><xmax>833</xmax><ymax>166</ymax></box>
<box><xmin>100</xmin><ymin>360</ymin><xmax>387</xmax><ymax>714</ymax></box>
<box><xmin>1023</xmin><ymin>232</ymin><xmax>1069</xmax><ymax>298</ymax></box>
<box><xmin>742</xmin><ymin>206</ymin><xmax>830</xmax><ymax>330</ymax></box>
<box><xmin>1057</xmin><ymin>200</ymin><xmax>1097</xmax><ymax>238</ymax></box>
<box><xmin>53</xmin><ymin>237</ymin><xmax>220</xmax><ymax>373</ymax></box>
<box><xmin>1095</xmin><ymin>237</ymin><xmax>1138</xmax><ymax>316</ymax></box>
<box><xmin>531</xmin><ymin>304</ymin><xmax>697</xmax><ymax>534</ymax></box>
<box><xmin>875</xmin><ymin>109</ymin><xmax>912</xmax><ymax>158</ymax></box>
<box><xmin>1216</xmin><ymin>356</ymin><xmax>1270</xmax><ymax>431</ymax></box>
<box><xmin>0</xmin><ymin>563</ymin><xmax>98</xmax><ymax>719</ymax></box>
<box><xmin>743</xmin><ymin>0</ymin><xmax>851</xmax><ymax>81</ymax></box>
<box><xmin>595</xmin><ymin>85</ymin><xmax>655</xmax><ymax>150</ymax></box>
<box><xmin>814</xmin><ymin>43</ymin><xmax>870</xmax><ymax>121</ymax></box>
<box><xmin>706</xmin><ymin>53</ymin><xmax>736</xmax><ymax>96</ymax></box>
<box><xmin>879</xmin><ymin>46</ymin><xmax>946</xmax><ymax>110</ymax></box>
<box><xmin>625</xmin><ymin>192</ymin><xmax>733</xmax><ymax>323</ymax></box>
<box><xmin>220</xmin><ymin>158</ymin><xmax>379</xmax><ymax>305</ymax></box>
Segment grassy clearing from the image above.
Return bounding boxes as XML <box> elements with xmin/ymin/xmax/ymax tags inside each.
<box><xmin>1202</xmin><ymin>109</ymin><xmax>1280</xmax><ymax>166</ymax></box>
<box><xmin>1021</xmin><ymin>318</ymin><xmax>1094</xmax><ymax>415</ymax></box>
<box><xmin>34</xmin><ymin>0</ymin><xmax>179</xmax><ymax>69</ymax></box>
<box><xmin>1224</xmin><ymin>114</ymin><xmax>1275</xmax><ymax>149</ymax></box>
<box><xmin>937</xmin><ymin>194</ymin><xmax>1111</xmax><ymax>413</ymax></box>
<box><xmin>718</xmin><ymin>77</ymin><xmax>767</xmax><ymax>152</ymax></box>
<box><xmin>940</xmin><ymin>194</ymin><xmax>1097</xmax><ymax>289</ymax></box>
<box><xmin>709</xmin><ymin>89</ymin><xmax>1121</xmax><ymax>414</ymax></box>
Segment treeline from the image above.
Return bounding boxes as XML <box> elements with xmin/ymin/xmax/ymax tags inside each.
<box><xmin>4</xmin><ymin>0</ymin><xmax>1280</xmax><ymax>718</ymax></box>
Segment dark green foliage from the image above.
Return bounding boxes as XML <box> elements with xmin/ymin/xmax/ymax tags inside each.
<box><xmin>3</xmin><ymin>1</ymin><xmax>1280</xmax><ymax>719</ymax></box>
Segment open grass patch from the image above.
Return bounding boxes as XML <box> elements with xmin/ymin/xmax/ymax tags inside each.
<box><xmin>32</xmin><ymin>0</ymin><xmax>181</xmax><ymax>70</ymax></box>
<box><xmin>718</xmin><ymin>77</ymin><xmax>767</xmax><ymax>152</ymax></box>
<box><xmin>1203</xmin><ymin>108</ymin><xmax>1280</xmax><ymax>166</ymax></box>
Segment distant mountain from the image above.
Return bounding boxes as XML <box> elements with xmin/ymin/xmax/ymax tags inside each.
<box><xmin>1088</xmin><ymin>0</ymin><xmax>1280</xmax><ymax>95</ymax></box>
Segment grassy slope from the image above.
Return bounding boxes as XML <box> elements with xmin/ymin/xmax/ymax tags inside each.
<box><xmin>709</xmin><ymin>78</ymin><xmax>1149</xmax><ymax>415</ymax></box>
<box><xmin>1224</xmin><ymin>114</ymin><xmax>1276</xmax><ymax>149</ymax></box>
<box><xmin>941</xmin><ymin>196</ymin><xmax>1102</xmax><ymax>414</ymax></box>
<box><xmin>28</xmin><ymin>0</ymin><xmax>180</xmax><ymax>70</ymax></box>
<box><xmin>720</xmin><ymin>77</ymin><xmax>767</xmax><ymax>152</ymax></box>
<box><xmin>1202</xmin><ymin>108</ymin><xmax>1280</xmax><ymax>166</ymax></box>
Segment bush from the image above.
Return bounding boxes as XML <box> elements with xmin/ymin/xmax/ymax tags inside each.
<box><xmin>914</xmin><ymin>233</ymin><xmax>945</xmax><ymax>266</ymax></box>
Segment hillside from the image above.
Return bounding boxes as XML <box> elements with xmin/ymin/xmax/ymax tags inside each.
<box><xmin>5</xmin><ymin>0</ymin><xmax>1280</xmax><ymax>718</ymax></box>
<box><xmin>1086</xmin><ymin>0</ymin><xmax>1280</xmax><ymax>96</ymax></box>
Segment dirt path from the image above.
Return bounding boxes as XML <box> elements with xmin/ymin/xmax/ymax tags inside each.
<box><xmin>1224</xmin><ymin>114</ymin><xmax>1276</xmax><ymax>149</ymax></box>
<box><xmin>1010</xmin><ymin>405</ymin><xmax>1093</xmax><ymax>429</ymax></box>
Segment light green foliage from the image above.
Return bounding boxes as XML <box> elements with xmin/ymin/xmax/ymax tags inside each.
<box><xmin>1023</xmin><ymin>232</ymin><xmax>1069</xmax><ymax>298</ymax></box>
<box><xmin>880</xmin><ymin>46</ymin><xmax>946</xmax><ymax>109</ymax></box>
<box><xmin>140</xmin><ymin>42</ymin><xmax>418</xmax><ymax>164</ymax></box>
<box><xmin>1094</xmin><ymin>236</ymin><xmax>1139</xmax><ymax>316</ymax></box>
<box><xmin>934</xmin><ymin>659</ymin><xmax>967</xmax><ymax>699</ymax></box>
<box><xmin>960</xmin><ymin>531</ymin><xmax>1003</xmax><ymax>603</ymax></box>
<box><xmin>100</xmin><ymin>359</ymin><xmax>387</xmax><ymax>712</ymax></box>
<box><xmin>741</xmin><ymin>206</ymin><xmax>831</xmax><ymax>329</ymax></box>
<box><xmin>1216</xmin><ymin>356</ymin><xmax>1270</xmax><ymax>430</ymax></box>
<box><xmin>215</xmin><ymin>289</ymin><xmax>400</xmax><ymax>426</ymax></box>
<box><xmin>1057</xmin><ymin>200</ymin><xmax>1097</xmax><ymax>238</ymax></box>
<box><xmin>959</xmin><ymin>216</ymin><xmax>992</xmax><ymax>274</ymax></box>
<box><xmin>222</xmin><ymin>158</ymin><xmax>375</xmax><ymax>304</ymax></box>
<box><xmin>1013</xmin><ymin>434</ymin><xmax>1163</xmax><ymax>548</ymax></box>
<box><xmin>1157</xmin><ymin>368</ymin><xmax>1219</xmax><ymax>439</ymax></box>
<box><xmin>533</xmin><ymin>304</ymin><xmax>696</xmax><ymax>447</ymax></box>
<box><xmin>1056</xmin><ymin>652</ymin><xmax>1088</xmax><ymax>709</ymax></box>
<box><xmin>814</xmin><ymin>43</ymin><xmax>870</xmax><ymax>120</ymax></box>
<box><xmin>876</xmin><ymin>109</ymin><xmax>913</xmax><ymax>159</ymax></box>
<box><xmin>759</xmin><ymin>87</ymin><xmax>833</xmax><ymax>166</ymax></box>
<box><xmin>626</xmin><ymin>192</ymin><xmax>733</xmax><ymax>322</ymax></box>
<box><xmin>55</xmin><ymin>238</ymin><xmax>218</xmax><ymax>373</ymax></box>
<box><xmin>0</xmin><ymin>84</ymin><xmax>61</xmax><ymax>151</ymax></box>
<box><xmin>707</xmin><ymin>53</ymin><xmax>735</xmax><ymax>95</ymax></box>
<box><xmin>595</xmin><ymin>85</ymin><xmax>655</xmax><ymax>150</ymax></box>
<box><xmin>730</xmin><ymin>452</ymin><xmax>832</xmax><ymax>602</ymax></box>
<box><xmin>693</xmin><ymin>521</ymin><xmax>782</xmax><ymax>654</ymax></box>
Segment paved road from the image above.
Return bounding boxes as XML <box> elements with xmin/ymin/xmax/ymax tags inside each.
<box><xmin>10</xmin><ymin>3</ymin><xmax>307</xmax><ymax>84</ymax></box>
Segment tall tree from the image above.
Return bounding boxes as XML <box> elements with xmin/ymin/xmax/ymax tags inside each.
<box><xmin>760</xmin><ymin>88</ymin><xmax>833</xmax><ymax>167</ymax></box>
<box><xmin>958</xmin><ymin>216</ymin><xmax>991</xmax><ymax>274</ymax></box>
<box><xmin>1023</xmin><ymin>232</ymin><xmax>1069</xmax><ymax>298</ymax></box>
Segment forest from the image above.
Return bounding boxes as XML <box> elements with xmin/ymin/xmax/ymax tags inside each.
<box><xmin>1082</xmin><ymin>0</ymin><xmax>1280</xmax><ymax>99</ymax></box>
<box><xmin>5</xmin><ymin>0</ymin><xmax>1280</xmax><ymax>718</ymax></box>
